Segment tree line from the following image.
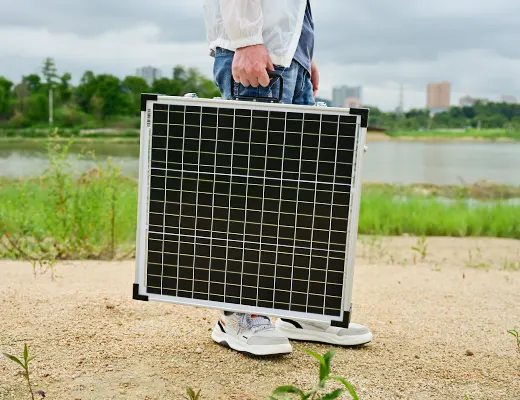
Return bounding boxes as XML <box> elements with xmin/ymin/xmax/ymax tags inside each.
<box><xmin>0</xmin><ymin>57</ymin><xmax>519</xmax><ymax>131</ymax></box>
<box><xmin>368</xmin><ymin>101</ymin><xmax>520</xmax><ymax>131</ymax></box>
<box><xmin>0</xmin><ymin>58</ymin><xmax>220</xmax><ymax>129</ymax></box>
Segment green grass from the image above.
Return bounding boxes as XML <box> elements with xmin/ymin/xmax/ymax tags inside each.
<box><xmin>0</xmin><ymin>128</ymin><xmax>139</xmax><ymax>140</ymax></box>
<box><xmin>0</xmin><ymin>140</ymin><xmax>137</xmax><ymax>262</ymax></box>
<box><xmin>3</xmin><ymin>127</ymin><xmax>520</xmax><ymax>142</ymax></box>
<box><xmin>1</xmin><ymin>177</ymin><xmax>519</xmax><ymax>261</ymax></box>
<box><xmin>385</xmin><ymin>128</ymin><xmax>520</xmax><ymax>141</ymax></box>
<box><xmin>359</xmin><ymin>187</ymin><xmax>520</xmax><ymax>239</ymax></box>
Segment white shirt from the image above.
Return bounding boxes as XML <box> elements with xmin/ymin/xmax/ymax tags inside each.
<box><xmin>203</xmin><ymin>0</ymin><xmax>308</xmax><ymax>67</ymax></box>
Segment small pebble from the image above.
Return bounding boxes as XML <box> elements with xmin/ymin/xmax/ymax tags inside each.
<box><xmin>415</xmin><ymin>355</ymin><xmax>420</xmax><ymax>359</ymax></box>
<box><xmin>72</xmin><ymin>373</ymin><xmax>82</xmax><ymax>379</ymax></box>
<box><xmin>465</xmin><ymin>350</ymin><xmax>474</xmax><ymax>356</ymax></box>
<box><xmin>195</xmin><ymin>347</ymin><xmax>203</xmax><ymax>354</ymax></box>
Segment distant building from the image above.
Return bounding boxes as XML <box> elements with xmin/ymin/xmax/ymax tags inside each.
<box><xmin>501</xmin><ymin>94</ymin><xmax>517</xmax><ymax>104</ymax></box>
<box><xmin>344</xmin><ymin>97</ymin><xmax>362</xmax><ymax>108</ymax></box>
<box><xmin>136</xmin><ymin>66</ymin><xmax>162</xmax><ymax>87</ymax></box>
<box><xmin>459</xmin><ymin>96</ymin><xmax>476</xmax><ymax>107</ymax></box>
<box><xmin>459</xmin><ymin>96</ymin><xmax>489</xmax><ymax>107</ymax></box>
<box><xmin>427</xmin><ymin>81</ymin><xmax>451</xmax><ymax>112</ymax></box>
<box><xmin>332</xmin><ymin>85</ymin><xmax>362</xmax><ymax>108</ymax></box>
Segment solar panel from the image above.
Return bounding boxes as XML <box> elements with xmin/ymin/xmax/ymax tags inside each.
<box><xmin>133</xmin><ymin>93</ymin><xmax>369</xmax><ymax>328</ymax></box>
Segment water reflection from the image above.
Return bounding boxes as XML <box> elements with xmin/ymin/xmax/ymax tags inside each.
<box><xmin>1</xmin><ymin>140</ymin><xmax>519</xmax><ymax>185</ymax></box>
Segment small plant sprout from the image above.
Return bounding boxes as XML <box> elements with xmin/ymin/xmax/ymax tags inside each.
<box><xmin>270</xmin><ymin>349</ymin><xmax>359</xmax><ymax>400</ymax></box>
<box><xmin>465</xmin><ymin>248</ymin><xmax>489</xmax><ymax>270</ymax></box>
<box><xmin>501</xmin><ymin>258</ymin><xmax>520</xmax><ymax>271</ymax></box>
<box><xmin>507</xmin><ymin>329</ymin><xmax>520</xmax><ymax>352</ymax></box>
<box><xmin>185</xmin><ymin>387</ymin><xmax>202</xmax><ymax>400</ymax></box>
<box><xmin>411</xmin><ymin>235</ymin><xmax>428</xmax><ymax>262</ymax></box>
<box><xmin>2</xmin><ymin>344</ymin><xmax>44</xmax><ymax>399</ymax></box>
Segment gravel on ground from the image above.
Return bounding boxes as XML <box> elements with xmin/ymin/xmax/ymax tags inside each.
<box><xmin>1</xmin><ymin>236</ymin><xmax>519</xmax><ymax>400</ymax></box>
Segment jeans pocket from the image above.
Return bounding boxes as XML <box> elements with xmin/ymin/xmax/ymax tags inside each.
<box><xmin>295</xmin><ymin>70</ymin><xmax>308</xmax><ymax>98</ymax></box>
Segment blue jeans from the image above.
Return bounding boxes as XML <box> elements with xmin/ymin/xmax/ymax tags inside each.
<box><xmin>213</xmin><ymin>48</ymin><xmax>315</xmax><ymax>106</ymax></box>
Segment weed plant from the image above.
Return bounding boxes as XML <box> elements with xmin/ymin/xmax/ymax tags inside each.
<box><xmin>507</xmin><ymin>329</ymin><xmax>520</xmax><ymax>352</ymax></box>
<box><xmin>411</xmin><ymin>236</ymin><xmax>428</xmax><ymax>263</ymax></box>
<box><xmin>2</xmin><ymin>344</ymin><xmax>43</xmax><ymax>399</ymax></box>
<box><xmin>270</xmin><ymin>350</ymin><xmax>358</xmax><ymax>400</ymax></box>
<box><xmin>0</xmin><ymin>135</ymin><xmax>136</xmax><ymax>271</ymax></box>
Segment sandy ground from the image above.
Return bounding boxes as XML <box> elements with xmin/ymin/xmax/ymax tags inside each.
<box><xmin>1</xmin><ymin>236</ymin><xmax>519</xmax><ymax>400</ymax></box>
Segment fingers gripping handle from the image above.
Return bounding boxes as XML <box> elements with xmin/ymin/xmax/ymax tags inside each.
<box><xmin>231</xmin><ymin>70</ymin><xmax>284</xmax><ymax>103</ymax></box>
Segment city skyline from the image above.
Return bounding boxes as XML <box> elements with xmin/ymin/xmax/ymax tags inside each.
<box><xmin>1</xmin><ymin>1</ymin><xmax>519</xmax><ymax>111</ymax></box>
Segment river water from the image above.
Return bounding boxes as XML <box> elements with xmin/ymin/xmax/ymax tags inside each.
<box><xmin>1</xmin><ymin>141</ymin><xmax>519</xmax><ymax>185</ymax></box>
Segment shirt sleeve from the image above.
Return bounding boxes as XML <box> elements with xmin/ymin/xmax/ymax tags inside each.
<box><xmin>219</xmin><ymin>0</ymin><xmax>264</xmax><ymax>49</ymax></box>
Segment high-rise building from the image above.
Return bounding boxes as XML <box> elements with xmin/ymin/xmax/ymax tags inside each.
<box><xmin>136</xmin><ymin>66</ymin><xmax>162</xmax><ymax>87</ymax></box>
<box><xmin>427</xmin><ymin>81</ymin><xmax>451</xmax><ymax>112</ymax></box>
<box><xmin>501</xmin><ymin>94</ymin><xmax>517</xmax><ymax>104</ymax></box>
<box><xmin>459</xmin><ymin>96</ymin><xmax>489</xmax><ymax>107</ymax></box>
<box><xmin>332</xmin><ymin>85</ymin><xmax>362</xmax><ymax>108</ymax></box>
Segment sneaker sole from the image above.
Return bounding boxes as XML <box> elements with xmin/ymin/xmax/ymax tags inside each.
<box><xmin>211</xmin><ymin>326</ymin><xmax>292</xmax><ymax>356</ymax></box>
<box><xmin>275</xmin><ymin>321</ymin><xmax>373</xmax><ymax>346</ymax></box>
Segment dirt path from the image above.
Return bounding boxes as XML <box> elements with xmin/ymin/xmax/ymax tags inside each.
<box><xmin>1</xmin><ymin>237</ymin><xmax>519</xmax><ymax>400</ymax></box>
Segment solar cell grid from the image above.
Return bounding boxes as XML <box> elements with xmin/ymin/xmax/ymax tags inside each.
<box><xmin>143</xmin><ymin>100</ymin><xmax>362</xmax><ymax>319</ymax></box>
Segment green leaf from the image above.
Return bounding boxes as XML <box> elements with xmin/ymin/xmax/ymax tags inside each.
<box><xmin>320</xmin><ymin>389</ymin><xmax>345</xmax><ymax>400</ymax></box>
<box><xmin>23</xmin><ymin>344</ymin><xmax>28</xmax><ymax>363</ymax></box>
<box><xmin>305</xmin><ymin>349</ymin><xmax>333</xmax><ymax>386</ymax></box>
<box><xmin>273</xmin><ymin>385</ymin><xmax>307</xmax><ymax>399</ymax></box>
<box><xmin>305</xmin><ymin>349</ymin><xmax>325</xmax><ymax>364</ymax></box>
<box><xmin>186</xmin><ymin>387</ymin><xmax>200</xmax><ymax>400</ymax></box>
<box><xmin>3</xmin><ymin>353</ymin><xmax>25</xmax><ymax>370</ymax></box>
<box><xmin>329</xmin><ymin>376</ymin><xmax>359</xmax><ymax>400</ymax></box>
<box><xmin>27</xmin><ymin>356</ymin><xmax>36</xmax><ymax>363</ymax></box>
<box><xmin>323</xmin><ymin>351</ymin><xmax>335</xmax><ymax>370</ymax></box>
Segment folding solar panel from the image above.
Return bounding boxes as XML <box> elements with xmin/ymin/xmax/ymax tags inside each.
<box><xmin>133</xmin><ymin>92</ymin><xmax>369</xmax><ymax>328</ymax></box>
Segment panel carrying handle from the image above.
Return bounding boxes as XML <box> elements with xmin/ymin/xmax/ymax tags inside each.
<box><xmin>231</xmin><ymin>70</ymin><xmax>284</xmax><ymax>103</ymax></box>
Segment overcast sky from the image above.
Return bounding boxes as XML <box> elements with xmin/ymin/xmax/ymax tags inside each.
<box><xmin>1</xmin><ymin>0</ymin><xmax>519</xmax><ymax>111</ymax></box>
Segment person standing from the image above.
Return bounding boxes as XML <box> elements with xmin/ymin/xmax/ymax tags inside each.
<box><xmin>203</xmin><ymin>0</ymin><xmax>372</xmax><ymax>356</ymax></box>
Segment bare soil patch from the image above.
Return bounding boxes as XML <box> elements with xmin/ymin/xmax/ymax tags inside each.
<box><xmin>1</xmin><ymin>237</ymin><xmax>519</xmax><ymax>399</ymax></box>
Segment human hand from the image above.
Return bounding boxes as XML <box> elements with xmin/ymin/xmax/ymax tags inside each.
<box><xmin>232</xmin><ymin>44</ymin><xmax>275</xmax><ymax>88</ymax></box>
<box><xmin>311</xmin><ymin>60</ymin><xmax>319</xmax><ymax>98</ymax></box>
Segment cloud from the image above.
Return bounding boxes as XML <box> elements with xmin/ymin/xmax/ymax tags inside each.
<box><xmin>1</xmin><ymin>0</ymin><xmax>519</xmax><ymax>110</ymax></box>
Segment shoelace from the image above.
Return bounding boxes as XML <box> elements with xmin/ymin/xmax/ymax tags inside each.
<box><xmin>238</xmin><ymin>314</ymin><xmax>274</xmax><ymax>333</ymax></box>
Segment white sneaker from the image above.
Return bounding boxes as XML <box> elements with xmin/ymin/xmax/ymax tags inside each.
<box><xmin>211</xmin><ymin>312</ymin><xmax>292</xmax><ymax>356</ymax></box>
<box><xmin>275</xmin><ymin>318</ymin><xmax>372</xmax><ymax>346</ymax></box>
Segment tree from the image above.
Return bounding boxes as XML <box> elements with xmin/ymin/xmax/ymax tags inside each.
<box><xmin>22</xmin><ymin>74</ymin><xmax>42</xmax><ymax>94</ymax></box>
<box><xmin>152</xmin><ymin>77</ymin><xmax>182</xmax><ymax>96</ymax></box>
<box><xmin>58</xmin><ymin>73</ymin><xmax>72</xmax><ymax>103</ymax></box>
<box><xmin>42</xmin><ymin>57</ymin><xmax>59</xmax><ymax>88</ymax></box>
<box><xmin>13</xmin><ymin>82</ymin><xmax>30</xmax><ymax>114</ymax></box>
<box><xmin>93</xmin><ymin>74</ymin><xmax>131</xmax><ymax>118</ymax></box>
<box><xmin>122</xmin><ymin>76</ymin><xmax>150</xmax><ymax>114</ymax></box>
<box><xmin>76</xmin><ymin>71</ymin><xmax>97</xmax><ymax>113</ymax></box>
<box><xmin>0</xmin><ymin>77</ymin><xmax>14</xmax><ymax>118</ymax></box>
<box><xmin>26</xmin><ymin>93</ymin><xmax>49</xmax><ymax>123</ymax></box>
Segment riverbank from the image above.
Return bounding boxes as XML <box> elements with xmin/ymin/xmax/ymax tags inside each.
<box><xmin>1</xmin><ymin>237</ymin><xmax>519</xmax><ymax>399</ymax></box>
<box><xmin>2</xmin><ymin>176</ymin><xmax>520</xmax><ymax>262</ymax></box>
<box><xmin>2</xmin><ymin>128</ymin><xmax>520</xmax><ymax>143</ymax></box>
<box><xmin>369</xmin><ymin>129</ymin><xmax>520</xmax><ymax>142</ymax></box>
